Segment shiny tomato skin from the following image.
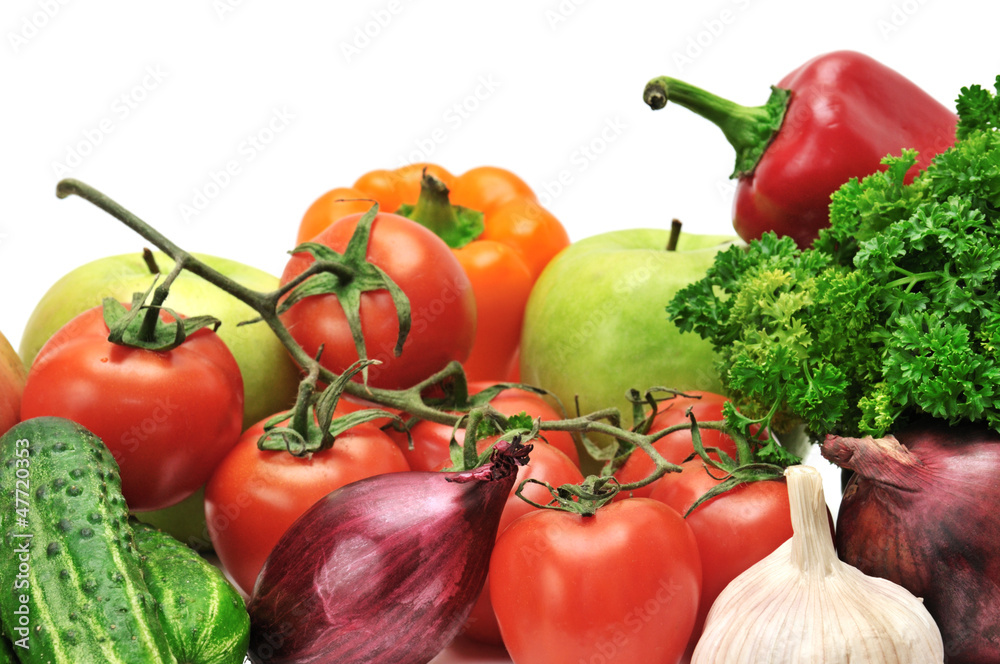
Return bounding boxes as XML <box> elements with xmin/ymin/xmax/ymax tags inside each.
<box><xmin>389</xmin><ymin>417</ymin><xmax>452</xmax><ymax>473</ymax></box>
<box><xmin>205</xmin><ymin>414</ymin><xmax>410</xmax><ymax>596</ymax></box>
<box><xmin>280</xmin><ymin>211</ymin><xmax>476</xmax><ymax>390</ymax></box>
<box><xmin>462</xmin><ymin>442</ymin><xmax>584</xmax><ymax>645</ymax></box>
<box><xmin>20</xmin><ymin>304</ymin><xmax>243</xmax><ymax>513</ymax></box>
<box><xmin>650</xmin><ymin>462</ymin><xmax>793</xmax><ymax>660</ymax></box>
<box><xmin>490</xmin><ymin>498</ymin><xmax>701</xmax><ymax>664</ymax></box>
<box><xmin>615</xmin><ymin>391</ymin><xmax>740</xmax><ymax>499</ymax></box>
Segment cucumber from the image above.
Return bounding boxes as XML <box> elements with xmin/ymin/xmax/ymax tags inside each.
<box><xmin>0</xmin><ymin>416</ymin><xmax>176</xmax><ymax>664</ymax></box>
<box><xmin>132</xmin><ymin>520</ymin><xmax>250</xmax><ymax>664</ymax></box>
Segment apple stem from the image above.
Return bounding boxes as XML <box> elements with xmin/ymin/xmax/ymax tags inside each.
<box><xmin>142</xmin><ymin>248</ymin><xmax>160</xmax><ymax>275</ymax></box>
<box><xmin>666</xmin><ymin>218</ymin><xmax>682</xmax><ymax>251</ymax></box>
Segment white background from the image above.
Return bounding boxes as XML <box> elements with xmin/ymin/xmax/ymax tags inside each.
<box><xmin>2</xmin><ymin>2</ymin><xmax>997</xmax><ymax>661</ymax></box>
<box><xmin>4</xmin><ymin>0</ymin><xmax>998</xmax><ymax>350</ymax></box>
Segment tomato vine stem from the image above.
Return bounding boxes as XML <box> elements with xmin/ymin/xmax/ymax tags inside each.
<box><xmin>54</xmin><ymin>177</ymin><xmax>792</xmax><ymax>511</ymax></box>
<box><xmin>137</xmin><ymin>259</ymin><xmax>185</xmax><ymax>341</ymax></box>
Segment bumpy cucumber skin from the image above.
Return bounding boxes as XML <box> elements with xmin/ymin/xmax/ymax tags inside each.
<box><xmin>132</xmin><ymin>520</ymin><xmax>250</xmax><ymax>664</ymax></box>
<box><xmin>0</xmin><ymin>416</ymin><xmax>176</xmax><ymax>664</ymax></box>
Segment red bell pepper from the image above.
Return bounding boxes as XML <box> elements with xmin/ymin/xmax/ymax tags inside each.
<box><xmin>643</xmin><ymin>50</ymin><xmax>958</xmax><ymax>249</ymax></box>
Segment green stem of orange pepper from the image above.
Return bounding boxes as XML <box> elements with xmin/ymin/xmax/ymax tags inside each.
<box><xmin>396</xmin><ymin>172</ymin><xmax>484</xmax><ymax>249</ymax></box>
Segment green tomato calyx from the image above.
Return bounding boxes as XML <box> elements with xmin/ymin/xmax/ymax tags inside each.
<box><xmin>102</xmin><ymin>279</ymin><xmax>220</xmax><ymax>352</ymax></box>
<box><xmin>279</xmin><ymin>204</ymin><xmax>412</xmax><ymax>386</ymax></box>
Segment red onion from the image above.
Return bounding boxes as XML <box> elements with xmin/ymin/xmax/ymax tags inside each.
<box><xmin>822</xmin><ymin>419</ymin><xmax>1000</xmax><ymax>663</ymax></box>
<box><xmin>246</xmin><ymin>439</ymin><xmax>531</xmax><ymax>664</ymax></box>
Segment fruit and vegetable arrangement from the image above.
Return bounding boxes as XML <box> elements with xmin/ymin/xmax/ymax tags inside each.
<box><xmin>3</xmin><ymin>49</ymin><xmax>1000</xmax><ymax>664</ymax></box>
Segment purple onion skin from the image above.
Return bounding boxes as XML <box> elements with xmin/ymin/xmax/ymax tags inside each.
<box><xmin>246</xmin><ymin>441</ymin><xmax>530</xmax><ymax>664</ymax></box>
<box><xmin>822</xmin><ymin>419</ymin><xmax>1000</xmax><ymax>663</ymax></box>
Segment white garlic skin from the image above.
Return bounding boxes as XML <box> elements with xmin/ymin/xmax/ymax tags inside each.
<box><xmin>690</xmin><ymin>465</ymin><xmax>944</xmax><ymax>664</ymax></box>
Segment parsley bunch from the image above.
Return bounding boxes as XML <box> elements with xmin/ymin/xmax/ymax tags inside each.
<box><xmin>668</xmin><ymin>76</ymin><xmax>1000</xmax><ymax>438</ymax></box>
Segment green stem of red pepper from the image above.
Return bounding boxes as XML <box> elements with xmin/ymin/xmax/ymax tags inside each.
<box><xmin>643</xmin><ymin>76</ymin><xmax>790</xmax><ymax>178</ymax></box>
<box><xmin>395</xmin><ymin>172</ymin><xmax>484</xmax><ymax>249</ymax></box>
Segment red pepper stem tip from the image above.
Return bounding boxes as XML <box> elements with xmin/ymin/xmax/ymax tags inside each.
<box><xmin>643</xmin><ymin>76</ymin><xmax>790</xmax><ymax>178</ymax></box>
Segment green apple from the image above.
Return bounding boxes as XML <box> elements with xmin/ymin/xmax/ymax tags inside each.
<box><xmin>0</xmin><ymin>328</ymin><xmax>26</xmax><ymax>437</ymax></box>
<box><xmin>19</xmin><ymin>251</ymin><xmax>302</xmax><ymax>548</ymax></box>
<box><xmin>20</xmin><ymin>250</ymin><xmax>301</xmax><ymax>429</ymax></box>
<box><xmin>520</xmin><ymin>227</ymin><xmax>740</xmax><ymax>434</ymax></box>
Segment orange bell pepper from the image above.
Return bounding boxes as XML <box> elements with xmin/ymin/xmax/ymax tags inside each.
<box><xmin>296</xmin><ymin>163</ymin><xmax>570</xmax><ymax>381</ymax></box>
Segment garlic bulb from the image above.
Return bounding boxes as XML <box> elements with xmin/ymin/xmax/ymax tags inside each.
<box><xmin>691</xmin><ymin>464</ymin><xmax>944</xmax><ymax>663</ymax></box>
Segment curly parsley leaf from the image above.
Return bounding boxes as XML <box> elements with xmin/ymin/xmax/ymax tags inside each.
<box><xmin>955</xmin><ymin>75</ymin><xmax>1000</xmax><ymax>138</ymax></box>
<box><xmin>814</xmin><ymin>150</ymin><xmax>926</xmax><ymax>264</ymax></box>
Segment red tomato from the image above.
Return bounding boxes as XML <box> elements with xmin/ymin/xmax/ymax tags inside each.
<box><xmin>650</xmin><ymin>461</ymin><xmax>793</xmax><ymax>661</ymax></box>
<box><xmin>615</xmin><ymin>391</ymin><xmax>740</xmax><ymax>499</ymax></box>
<box><xmin>205</xmin><ymin>413</ymin><xmax>410</xmax><ymax>596</ymax></box>
<box><xmin>488</xmin><ymin>390</ymin><xmax>578</xmax><ymax>466</ymax></box>
<box><xmin>462</xmin><ymin>442</ymin><xmax>584</xmax><ymax>645</ymax></box>
<box><xmin>20</xmin><ymin>304</ymin><xmax>243</xmax><ymax>512</ymax></box>
<box><xmin>394</xmin><ymin>384</ymin><xmax>579</xmax><ymax>469</ymax></box>
<box><xmin>279</xmin><ymin>211</ymin><xmax>477</xmax><ymax>390</ymax></box>
<box><xmin>490</xmin><ymin>498</ymin><xmax>701</xmax><ymax>664</ymax></box>
<box><xmin>389</xmin><ymin>417</ymin><xmax>455</xmax><ymax>473</ymax></box>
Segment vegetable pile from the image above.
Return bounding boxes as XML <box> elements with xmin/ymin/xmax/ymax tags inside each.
<box><xmin>3</xmin><ymin>49</ymin><xmax>994</xmax><ymax>664</ymax></box>
<box><xmin>247</xmin><ymin>439</ymin><xmax>530</xmax><ymax>664</ymax></box>
<box><xmin>296</xmin><ymin>163</ymin><xmax>570</xmax><ymax>382</ymax></box>
<box><xmin>668</xmin><ymin>74</ymin><xmax>1000</xmax><ymax>663</ymax></box>
<box><xmin>668</xmin><ymin>76</ymin><xmax>1000</xmax><ymax>440</ymax></box>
